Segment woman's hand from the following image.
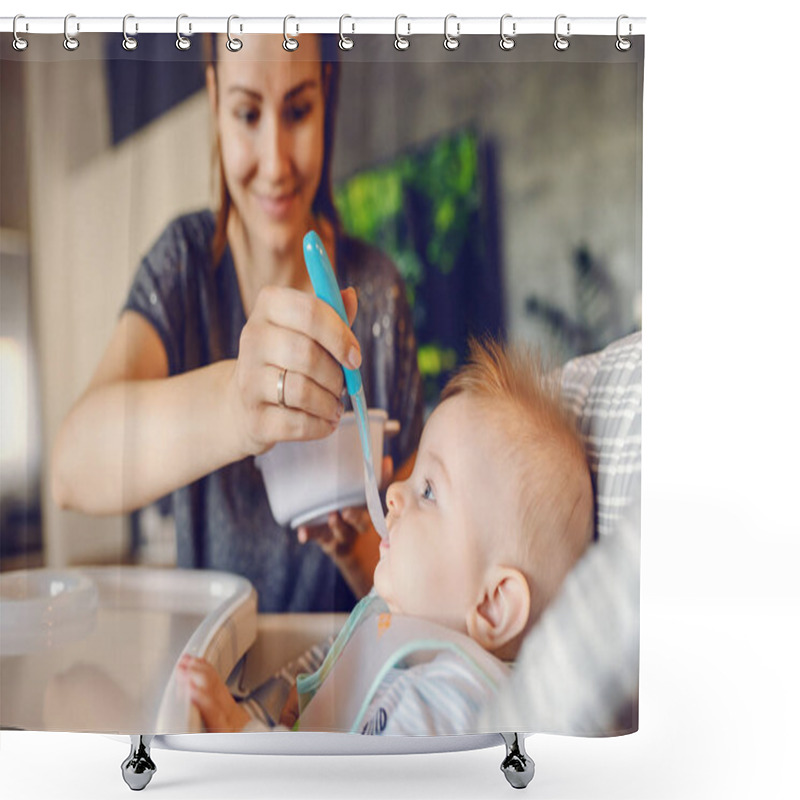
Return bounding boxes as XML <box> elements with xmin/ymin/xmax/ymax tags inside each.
<box><xmin>296</xmin><ymin>456</ymin><xmax>393</xmax><ymax>598</ymax></box>
<box><xmin>229</xmin><ymin>285</ymin><xmax>361</xmax><ymax>458</ymax></box>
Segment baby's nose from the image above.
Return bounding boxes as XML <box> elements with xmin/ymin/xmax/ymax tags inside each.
<box><xmin>386</xmin><ymin>481</ymin><xmax>404</xmax><ymax>513</ymax></box>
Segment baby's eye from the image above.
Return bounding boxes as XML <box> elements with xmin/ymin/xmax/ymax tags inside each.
<box><xmin>421</xmin><ymin>480</ymin><xmax>436</xmax><ymax>503</ymax></box>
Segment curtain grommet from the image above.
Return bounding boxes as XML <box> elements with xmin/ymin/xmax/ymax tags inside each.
<box><xmin>616</xmin><ymin>15</ymin><xmax>632</xmax><ymax>51</ymax></box>
<box><xmin>226</xmin><ymin>15</ymin><xmax>243</xmax><ymax>52</ymax></box>
<box><xmin>63</xmin><ymin>13</ymin><xmax>80</xmax><ymax>51</ymax></box>
<box><xmin>122</xmin><ymin>14</ymin><xmax>138</xmax><ymax>51</ymax></box>
<box><xmin>339</xmin><ymin>15</ymin><xmax>354</xmax><ymax>51</ymax></box>
<box><xmin>394</xmin><ymin>15</ymin><xmax>410</xmax><ymax>51</ymax></box>
<box><xmin>443</xmin><ymin>14</ymin><xmax>460</xmax><ymax>51</ymax></box>
<box><xmin>175</xmin><ymin>14</ymin><xmax>191</xmax><ymax>51</ymax></box>
<box><xmin>499</xmin><ymin>14</ymin><xmax>516</xmax><ymax>51</ymax></box>
<box><xmin>283</xmin><ymin>15</ymin><xmax>299</xmax><ymax>51</ymax></box>
<box><xmin>554</xmin><ymin>14</ymin><xmax>570</xmax><ymax>51</ymax></box>
<box><xmin>12</xmin><ymin>15</ymin><xmax>29</xmax><ymax>51</ymax></box>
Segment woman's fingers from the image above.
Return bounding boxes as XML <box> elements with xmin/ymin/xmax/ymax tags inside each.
<box><xmin>239</xmin><ymin>316</ymin><xmax>345</xmax><ymax>401</ymax></box>
<box><xmin>329</xmin><ymin>511</ymin><xmax>360</xmax><ymax>555</ymax></box>
<box><xmin>341</xmin><ymin>286</ymin><xmax>359</xmax><ymax>327</ymax></box>
<box><xmin>297</xmin><ymin>524</ymin><xmax>323</xmax><ymax>546</ymax></box>
<box><xmin>263</xmin><ymin>364</ymin><xmax>344</xmax><ymax>422</ymax></box>
<box><xmin>299</xmin><ymin>514</ymin><xmax>380</xmax><ymax>600</ymax></box>
<box><xmin>255</xmin><ymin>286</ymin><xmax>361</xmax><ymax>371</ymax></box>
<box><xmin>233</xmin><ymin>285</ymin><xmax>364</xmax><ymax>454</ymax></box>
<box><xmin>298</xmin><ymin>511</ymin><xmax>359</xmax><ymax>558</ymax></box>
<box><xmin>251</xmin><ymin>404</ymin><xmax>339</xmax><ymax>447</ymax></box>
<box><xmin>297</xmin><ymin>520</ymin><xmax>335</xmax><ymax>551</ymax></box>
<box><xmin>340</xmin><ymin>507</ymin><xmax>371</xmax><ymax>535</ymax></box>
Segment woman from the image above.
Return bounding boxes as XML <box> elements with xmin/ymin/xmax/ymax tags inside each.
<box><xmin>51</xmin><ymin>34</ymin><xmax>423</xmax><ymax>612</ymax></box>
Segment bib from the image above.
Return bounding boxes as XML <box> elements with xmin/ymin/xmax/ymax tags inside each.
<box><xmin>296</xmin><ymin>593</ymin><xmax>511</xmax><ymax>733</ymax></box>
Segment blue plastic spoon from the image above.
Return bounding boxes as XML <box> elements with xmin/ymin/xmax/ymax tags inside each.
<box><xmin>303</xmin><ymin>231</ymin><xmax>389</xmax><ymax>540</ymax></box>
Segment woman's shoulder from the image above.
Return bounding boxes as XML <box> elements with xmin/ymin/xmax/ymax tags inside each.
<box><xmin>143</xmin><ymin>209</ymin><xmax>216</xmax><ymax>272</ymax></box>
<box><xmin>167</xmin><ymin>209</ymin><xmax>216</xmax><ymax>245</ymax></box>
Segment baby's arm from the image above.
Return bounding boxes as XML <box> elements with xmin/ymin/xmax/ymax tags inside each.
<box><xmin>177</xmin><ymin>654</ymin><xmax>254</xmax><ymax>733</ymax></box>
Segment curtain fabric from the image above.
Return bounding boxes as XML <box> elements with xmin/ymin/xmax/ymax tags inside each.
<box><xmin>0</xmin><ymin>31</ymin><xmax>643</xmax><ymax>739</ymax></box>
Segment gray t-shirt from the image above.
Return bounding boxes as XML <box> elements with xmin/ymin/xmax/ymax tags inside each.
<box><xmin>123</xmin><ymin>210</ymin><xmax>423</xmax><ymax>612</ymax></box>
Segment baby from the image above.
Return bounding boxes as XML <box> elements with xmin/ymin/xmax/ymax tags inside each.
<box><xmin>178</xmin><ymin>338</ymin><xmax>594</xmax><ymax>735</ymax></box>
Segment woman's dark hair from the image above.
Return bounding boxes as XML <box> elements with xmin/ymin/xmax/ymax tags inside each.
<box><xmin>205</xmin><ymin>34</ymin><xmax>342</xmax><ymax>266</ymax></box>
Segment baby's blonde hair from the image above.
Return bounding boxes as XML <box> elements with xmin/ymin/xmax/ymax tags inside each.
<box><xmin>442</xmin><ymin>337</ymin><xmax>594</xmax><ymax>630</ymax></box>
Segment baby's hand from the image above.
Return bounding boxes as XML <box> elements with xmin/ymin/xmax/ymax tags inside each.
<box><xmin>177</xmin><ymin>654</ymin><xmax>251</xmax><ymax>733</ymax></box>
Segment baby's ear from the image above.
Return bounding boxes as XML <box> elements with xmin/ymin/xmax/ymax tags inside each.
<box><xmin>466</xmin><ymin>567</ymin><xmax>531</xmax><ymax>657</ymax></box>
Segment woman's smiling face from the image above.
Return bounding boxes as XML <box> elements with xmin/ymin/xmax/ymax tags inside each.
<box><xmin>374</xmin><ymin>394</ymin><xmax>516</xmax><ymax>631</ymax></box>
<box><xmin>212</xmin><ymin>35</ymin><xmax>326</xmax><ymax>257</ymax></box>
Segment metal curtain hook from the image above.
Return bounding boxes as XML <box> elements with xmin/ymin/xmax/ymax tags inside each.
<box><xmin>227</xmin><ymin>15</ymin><xmax>243</xmax><ymax>51</ymax></box>
<box><xmin>499</xmin><ymin>13</ymin><xmax>515</xmax><ymax>51</ymax></box>
<box><xmin>283</xmin><ymin>15</ymin><xmax>299</xmax><ymax>51</ymax></box>
<box><xmin>554</xmin><ymin>14</ymin><xmax>570</xmax><ymax>51</ymax></box>
<box><xmin>63</xmin><ymin>13</ymin><xmax>79</xmax><ymax>51</ymax></box>
<box><xmin>616</xmin><ymin>15</ymin><xmax>632</xmax><ymax>51</ymax></box>
<box><xmin>122</xmin><ymin>14</ymin><xmax>138</xmax><ymax>51</ymax></box>
<box><xmin>176</xmin><ymin>14</ymin><xmax>191</xmax><ymax>50</ymax></box>
<box><xmin>443</xmin><ymin>14</ymin><xmax>460</xmax><ymax>51</ymax></box>
<box><xmin>394</xmin><ymin>15</ymin><xmax>410</xmax><ymax>51</ymax></box>
<box><xmin>12</xmin><ymin>15</ymin><xmax>29</xmax><ymax>51</ymax></box>
<box><xmin>339</xmin><ymin>14</ymin><xmax>354</xmax><ymax>50</ymax></box>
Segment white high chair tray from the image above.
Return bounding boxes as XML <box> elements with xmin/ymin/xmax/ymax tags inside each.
<box><xmin>0</xmin><ymin>566</ymin><xmax>256</xmax><ymax>734</ymax></box>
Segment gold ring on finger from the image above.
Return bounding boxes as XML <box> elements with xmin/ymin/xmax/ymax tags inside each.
<box><xmin>277</xmin><ymin>367</ymin><xmax>288</xmax><ymax>408</ymax></box>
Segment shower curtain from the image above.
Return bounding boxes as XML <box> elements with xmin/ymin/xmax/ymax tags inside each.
<box><xmin>0</xmin><ymin>22</ymin><xmax>643</xmax><ymax>746</ymax></box>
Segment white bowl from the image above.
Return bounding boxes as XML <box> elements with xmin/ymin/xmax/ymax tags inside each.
<box><xmin>0</xmin><ymin>569</ymin><xmax>99</xmax><ymax>655</ymax></box>
<box><xmin>255</xmin><ymin>410</ymin><xmax>396</xmax><ymax>528</ymax></box>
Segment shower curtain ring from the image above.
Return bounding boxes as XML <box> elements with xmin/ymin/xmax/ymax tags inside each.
<box><xmin>63</xmin><ymin>13</ymin><xmax>80</xmax><ymax>51</ymax></box>
<box><xmin>12</xmin><ymin>15</ymin><xmax>29</xmax><ymax>51</ymax></box>
<box><xmin>176</xmin><ymin>14</ymin><xmax>191</xmax><ymax>50</ymax></box>
<box><xmin>122</xmin><ymin>15</ymin><xmax>138</xmax><ymax>51</ymax></box>
<box><xmin>283</xmin><ymin>16</ymin><xmax>299</xmax><ymax>51</ymax></box>
<box><xmin>616</xmin><ymin>15</ymin><xmax>632</xmax><ymax>51</ymax></box>
<box><xmin>227</xmin><ymin>15</ymin><xmax>243</xmax><ymax>51</ymax></box>
<box><xmin>553</xmin><ymin>14</ymin><xmax>570</xmax><ymax>51</ymax></box>
<box><xmin>394</xmin><ymin>15</ymin><xmax>410</xmax><ymax>51</ymax></box>
<box><xmin>499</xmin><ymin>14</ymin><xmax>515</xmax><ymax>51</ymax></box>
<box><xmin>443</xmin><ymin>14</ymin><xmax>460</xmax><ymax>51</ymax></box>
<box><xmin>339</xmin><ymin>15</ymin><xmax>354</xmax><ymax>50</ymax></box>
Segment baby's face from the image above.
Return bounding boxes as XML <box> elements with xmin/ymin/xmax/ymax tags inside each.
<box><xmin>374</xmin><ymin>394</ymin><xmax>517</xmax><ymax>631</ymax></box>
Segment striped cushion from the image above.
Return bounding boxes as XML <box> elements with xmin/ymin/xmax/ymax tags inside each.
<box><xmin>478</xmin><ymin>332</ymin><xmax>641</xmax><ymax>735</ymax></box>
<box><xmin>561</xmin><ymin>331</ymin><xmax>642</xmax><ymax>538</ymax></box>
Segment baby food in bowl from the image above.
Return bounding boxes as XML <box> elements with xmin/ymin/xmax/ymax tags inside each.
<box><xmin>255</xmin><ymin>410</ymin><xmax>397</xmax><ymax>528</ymax></box>
<box><xmin>0</xmin><ymin>569</ymin><xmax>99</xmax><ymax>655</ymax></box>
